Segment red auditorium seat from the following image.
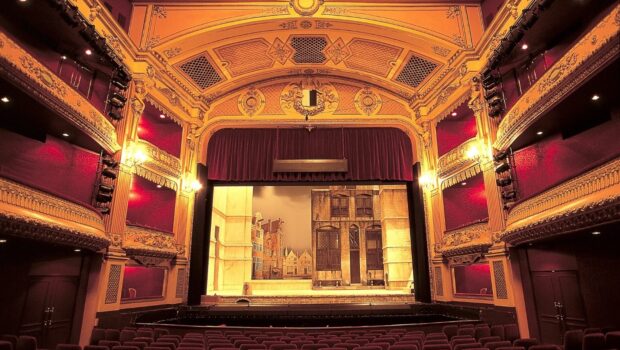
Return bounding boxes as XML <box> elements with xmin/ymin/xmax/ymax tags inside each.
<box><xmin>321</xmin><ymin>348</ymin><xmax>347</xmax><ymax>350</ymax></box>
<box><xmin>0</xmin><ymin>341</ymin><xmax>13</xmax><ymax>350</ymax></box>
<box><xmin>158</xmin><ymin>339</ymin><xmax>179</xmax><ymax>346</ymax></box>
<box><xmin>528</xmin><ymin>346</ymin><xmax>561</xmax><ymax>350</ymax></box>
<box><xmin>106</xmin><ymin>331</ymin><xmax>122</xmax><ymax>342</ymax></box>
<box><xmin>269</xmin><ymin>344</ymin><xmax>296</xmax><ymax>350</ymax></box>
<box><xmin>458</xmin><ymin>329</ymin><xmax>476</xmax><ymax>338</ymax></box>
<box><xmin>100</xmin><ymin>341</ymin><xmax>122</xmax><ymax>349</ymax></box>
<box><xmin>390</xmin><ymin>345</ymin><xmax>417</xmax><ymax>350</ymax></box>
<box><xmin>423</xmin><ymin>341</ymin><xmax>448</xmax><ymax>346</ymax></box>
<box><xmin>353</xmin><ymin>347</ymin><xmax>382</xmax><ymax>350</ymax></box>
<box><xmin>442</xmin><ymin>326</ymin><xmax>458</xmax><ymax>340</ymax></box>
<box><xmin>349</xmin><ymin>340</ymin><xmax>370</xmax><ymax>347</ymax></box>
<box><xmin>262</xmin><ymin>342</ymin><xmax>285</xmax><ymax>348</ymax></box>
<box><xmin>206</xmin><ymin>343</ymin><xmax>233</xmax><ymax>350</ymax></box>
<box><xmin>149</xmin><ymin>342</ymin><xmax>174</xmax><ymax>350</ymax></box>
<box><xmin>291</xmin><ymin>341</ymin><xmax>314</xmax><ymax>348</ymax></box>
<box><xmin>495</xmin><ymin>347</ymin><xmax>524</xmax><ymax>350</ymax></box>
<box><xmin>154</xmin><ymin>329</ymin><xmax>170</xmax><ymax>339</ymax></box>
<box><xmin>318</xmin><ymin>340</ymin><xmax>340</xmax><ymax>347</ymax></box>
<box><xmin>85</xmin><ymin>346</ymin><xmax>108</xmax><ymax>350</ymax></box>
<box><xmin>582</xmin><ymin>333</ymin><xmax>606</xmax><ymax>350</ymax></box>
<box><xmin>210</xmin><ymin>348</ymin><xmax>236</xmax><ymax>350</ymax></box>
<box><xmin>332</xmin><ymin>343</ymin><xmax>359</xmax><ymax>350</ymax></box>
<box><xmin>182</xmin><ymin>340</ymin><xmax>204</xmax><ymax>345</ymax></box>
<box><xmin>426</xmin><ymin>334</ymin><xmax>447</xmax><ymax>341</ymax></box>
<box><xmin>479</xmin><ymin>337</ymin><xmax>501</xmax><ymax>346</ymax></box>
<box><xmin>503</xmin><ymin>326</ymin><xmax>519</xmax><ymax>343</ymax></box>
<box><xmin>563</xmin><ymin>330</ymin><xmax>584</xmax><ymax>350</ymax></box>
<box><xmin>133</xmin><ymin>338</ymin><xmax>154</xmax><ymax>346</ymax></box>
<box><xmin>475</xmin><ymin>328</ymin><xmax>491</xmax><ymax>340</ymax></box>
<box><xmin>451</xmin><ymin>338</ymin><xmax>476</xmax><ymax>348</ymax></box>
<box><xmin>460</xmin><ymin>325</ymin><xmax>475</xmax><ymax>329</ymax></box>
<box><xmin>121</xmin><ymin>331</ymin><xmax>137</xmax><ymax>343</ymax></box>
<box><xmin>111</xmin><ymin>346</ymin><xmax>141</xmax><ymax>350</ymax></box>
<box><xmin>454</xmin><ymin>342</ymin><xmax>482</xmax><ymax>350</ymax></box>
<box><xmin>145</xmin><ymin>346</ymin><xmax>173</xmax><ymax>350</ymax></box>
<box><xmin>125</xmin><ymin>342</ymin><xmax>149</xmax><ymax>350</ymax></box>
<box><xmin>584</xmin><ymin>329</ymin><xmax>602</xmax><ymax>335</ymax></box>
<box><xmin>367</xmin><ymin>342</ymin><xmax>389</xmax><ymax>350</ymax></box>
<box><xmin>606</xmin><ymin>331</ymin><xmax>620</xmax><ymax>349</ymax></box>
<box><xmin>422</xmin><ymin>345</ymin><xmax>450</xmax><ymax>350</ymax></box>
<box><xmin>239</xmin><ymin>344</ymin><xmax>266</xmax><ymax>350</ymax></box>
<box><xmin>300</xmin><ymin>345</ymin><xmax>330</xmax><ymax>350</ymax></box>
<box><xmin>374</xmin><ymin>337</ymin><xmax>396</xmax><ymax>345</ymax></box>
<box><xmin>490</xmin><ymin>327</ymin><xmax>505</xmax><ymax>341</ymax></box>
<box><xmin>485</xmin><ymin>341</ymin><xmax>512</xmax><ymax>350</ymax></box>
<box><xmin>513</xmin><ymin>339</ymin><xmax>538</xmax><ymax>350</ymax></box>
<box><xmin>91</xmin><ymin>330</ymin><xmax>106</xmax><ymax>346</ymax></box>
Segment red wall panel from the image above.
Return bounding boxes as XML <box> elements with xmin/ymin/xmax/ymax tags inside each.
<box><xmin>0</xmin><ymin>129</ymin><xmax>99</xmax><ymax>206</ymax></box>
<box><xmin>442</xmin><ymin>173</ymin><xmax>489</xmax><ymax>231</ymax></box>
<box><xmin>126</xmin><ymin>174</ymin><xmax>176</xmax><ymax>233</ymax></box>
<box><xmin>436</xmin><ymin>103</ymin><xmax>477</xmax><ymax>157</ymax></box>
<box><xmin>121</xmin><ymin>266</ymin><xmax>166</xmax><ymax>300</ymax></box>
<box><xmin>138</xmin><ymin>101</ymin><xmax>183</xmax><ymax>158</ymax></box>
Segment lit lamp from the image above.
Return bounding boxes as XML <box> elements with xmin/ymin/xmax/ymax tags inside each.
<box><xmin>418</xmin><ymin>172</ymin><xmax>436</xmax><ymax>188</ymax></box>
<box><xmin>182</xmin><ymin>174</ymin><xmax>203</xmax><ymax>193</ymax></box>
<box><xmin>465</xmin><ymin>142</ymin><xmax>481</xmax><ymax>160</ymax></box>
<box><xmin>122</xmin><ymin>143</ymin><xmax>148</xmax><ymax>168</ymax></box>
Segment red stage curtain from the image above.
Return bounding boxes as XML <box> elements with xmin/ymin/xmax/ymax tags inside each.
<box><xmin>206</xmin><ymin>128</ymin><xmax>413</xmax><ymax>182</ymax></box>
<box><xmin>126</xmin><ymin>174</ymin><xmax>176</xmax><ymax>233</ymax></box>
<box><xmin>0</xmin><ymin>129</ymin><xmax>99</xmax><ymax>206</ymax></box>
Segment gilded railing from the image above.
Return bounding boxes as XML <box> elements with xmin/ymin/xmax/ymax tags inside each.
<box><xmin>124</xmin><ymin>225</ymin><xmax>181</xmax><ymax>258</ymax></box>
<box><xmin>494</xmin><ymin>5</ymin><xmax>620</xmax><ymax>150</ymax></box>
<box><xmin>437</xmin><ymin>137</ymin><xmax>479</xmax><ymax>179</ymax></box>
<box><xmin>440</xmin><ymin>221</ymin><xmax>492</xmax><ymax>257</ymax></box>
<box><xmin>499</xmin><ymin>157</ymin><xmax>620</xmax><ymax>244</ymax></box>
<box><xmin>0</xmin><ymin>31</ymin><xmax>121</xmax><ymax>153</ymax></box>
<box><xmin>0</xmin><ymin>177</ymin><xmax>109</xmax><ymax>250</ymax></box>
<box><xmin>137</xmin><ymin>139</ymin><xmax>182</xmax><ymax>179</ymax></box>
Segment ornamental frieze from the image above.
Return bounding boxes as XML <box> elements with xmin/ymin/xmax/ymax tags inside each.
<box><xmin>439</xmin><ymin>221</ymin><xmax>492</xmax><ymax>259</ymax></box>
<box><xmin>0</xmin><ymin>32</ymin><xmax>121</xmax><ymax>153</ymax></box>
<box><xmin>0</xmin><ymin>177</ymin><xmax>108</xmax><ymax>250</ymax></box>
<box><xmin>137</xmin><ymin>139</ymin><xmax>182</xmax><ymax>181</ymax></box>
<box><xmin>499</xmin><ymin>157</ymin><xmax>620</xmax><ymax>245</ymax></box>
<box><xmin>437</xmin><ymin>137</ymin><xmax>479</xmax><ymax>179</ymax></box>
<box><xmin>494</xmin><ymin>5</ymin><xmax>620</xmax><ymax>150</ymax></box>
<box><xmin>280</xmin><ymin>80</ymin><xmax>339</xmax><ymax>117</ymax></box>
<box><xmin>124</xmin><ymin>225</ymin><xmax>181</xmax><ymax>259</ymax></box>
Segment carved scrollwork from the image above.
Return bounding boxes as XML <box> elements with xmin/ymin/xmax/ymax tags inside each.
<box><xmin>124</xmin><ymin>225</ymin><xmax>181</xmax><ymax>260</ymax></box>
<box><xmin>437</xmin><ymin>137</ymin><xmax>479</xmax><ymax>179</ymax></box>
<box><xmin>280</xmin><ymin>80</ymin><xmax>339</xmax><ymax>117</ymax></box>
<box><xmin>136</xmin><ymin>139</ymin><xmax>182</xmax><ymax>182</ymax></box>
<box><xmin>439</xmin><ymin>222</ymin><xmax>492</xmax><ymax>259</ymax></box>
<box><xmin>238</xmin><ymin>87</ymin><xmax>266</xmax><ymax>117</ymax></box>
<box><xmin>290</xmin><ymin>0</ymin><xmax>324</xmax><ymax>16</ymax></box>
<box><xmin>354</xmin><ymin>87</ymin><xmax>383</xmax><ymax>116</ymax></box>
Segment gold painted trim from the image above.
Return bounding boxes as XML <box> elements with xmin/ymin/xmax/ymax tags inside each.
<box><xmin>494</xmin><ymin>5</ymin><xmax>620</xmax><ymax>150</ymax></box>
<box><xmin>499</xmin><ymin>157</ymin><xmax>620</xmax><ymax>245</ymax></box>
<box><xmin>439</xmin><ymin>221</ymin><xmax>492</xmax><ymax>258</ymax></box>
<box><xmin>0</xmin><ymin>177</ymin><xmax>109</xmax><ymax>250</ymax></box>
<box><xmin>137</xmin><ymin>139</ymin><xmax>182</xmax><ymax>182</ymax></box>
<box><xmin>437</xmin><ymin>137</ymin><xmax>479</xmax><ymax>179</ymax></box>
<box><xmin>124</xmin><ymin>224</ymin><xmax>183</xmax><ymax>259</ymax></box>
<box><xmin>0</xmin><ymin>32</ymin><xmax>121</xmax><ymax>153</ymax></box>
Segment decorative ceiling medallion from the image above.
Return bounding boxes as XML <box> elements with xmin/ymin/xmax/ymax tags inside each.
<box><xmin>268</xmin><ymin>38</ymin><xmax>293</xmax><ymax>65</ymax></box>
<box><xmin>280</xmin><ymin>80</ymin><xmax>339</xmax><ymax>117</ymax></box>
<box><xmin>354</xmin><ymin>87</ymin><xmax>383</xmax><ymax>116</ymax></box>
<box><xmin>290</xmin><ymin>0</ymin><xmax>324</xmax><ymax>16</ymax></box>
<box><xmin>325</xmin><ymin>38</ymin><xmax>351</xmax><ymax>65</ymax></box>
<box><xmin>238</xmin><ymin>87</ymin><xmax>266</xmax><ymax>117</ymax></box>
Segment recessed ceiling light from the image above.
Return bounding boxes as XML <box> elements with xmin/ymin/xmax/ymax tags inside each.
<box><xmin>521</xmin><ymin>43</ymin><xmax>528</xmax><ymax>50</ymax></box>
<box><xmin>18</xmin><ymin>0</ymin><xmax>28</xmax><ymax>3</ymax></box>
<box><xmin>461</xmin><ymin>182</ymin><xmax>467</xmax><ymax>186</ymax></box>
<box><xmin>451</xmin><ymin>112</ymin><xmax>457</xmax><ymax>117</ymax></box>
<box><xmin>85</xmin><ymin>49</ymin><xmax>92</xmax><ymax>56</ymax></box>
<box><xmin>62</xmin><ymin>132</ymin><xmax>70</xmax><ymax>137</ymax></box>
<box><xmin>61</xmin><ymin>55</ymin><xmax>67</xmax><ymax>60</ymax></box>
<box><xmin>1</xmin><ymin>96</ymin><xmax>9</xmax><ymax>103</ymax></box>
<box><xmin>74</xmin><ymin>248</ymin><xmax>81</xmax><ymax>252</ymax></box>
<box><xmin>0</xmin><ymin>239</ymin><xmax>6</xmax><ymax>243</ymax></box>
<box><xmin>536</xmin><ymin>131</ymin><xmax>543</xmax><ymax>136</ymax></box>
<box><xmin>591</xmin><ymin>94</ymin><xmax>600</xmax><ymax>101</ymax></box>
<box><xmin>159</xmin><ymin>114</ymin><xmax>166</xmax><ymax>119</ymax></box>
<box><xmin>592</xmin><ymin>231</ymin><xmax>601</xmax><ymax>235</ymax></box>
<box><xmin>156</xmin><ymin>184</ymin><xmax>162</xmax><ymax>188</ymax></box>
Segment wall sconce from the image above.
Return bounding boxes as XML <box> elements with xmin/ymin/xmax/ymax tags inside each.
<box><xmin>418</xmin><ymin>172</ymin><xmax>436</xmax><ymax>188</ymax></box>
<box><xmin>122</xmin><ymin>142</ymin><xmax>148</xmax><ymax>168</ymax></box>
<box><xmin>465</xmin><ymin>143</ymin><xmax>481</xmax><ymax>160</ymax></box>
<box><xmin>182</xmin><ymin>174</ymin><xmax>203</xmax><ymax>193</ymax></box>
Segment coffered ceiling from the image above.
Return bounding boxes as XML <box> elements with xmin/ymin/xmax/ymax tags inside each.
<box><xmin>128</xmin><ymin>0</ymin><xmax>485</xmax><ymax>104</ymax></box>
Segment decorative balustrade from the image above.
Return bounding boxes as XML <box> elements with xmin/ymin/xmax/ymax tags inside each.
<box><xmin>494</xmin><ymin>5</ymin><xmax>620</xmax><ymax>150</ymax></box>
<box><xmin>437</xmin><ymin>137</ymin><xmax>479</xmax><ymax>179</ymax></box>
<box><xmin>0</xmin><ymin>31</ymin><xmax>121</xmax><ymax>153</ymax></box>
<box><xmin>499</xmin><ymin>157</ymin><xmax>620</xmax><ymax>245</ymax></box>
<box><xmin>124</xmin><ymin>225</ymin><xmax>181</xmax><ymax>259</ymax></box>
<box><xmin>0</xmin><ymin>177</ymin><xmax>109</xmax><ymax>250</ymax></box>
<box><xmin>439</xmin><ymin>221</ymin><xmax>492</xmax><ymax>258</ymax></box>
<box><xmin>137</xmin><ymin>139</ymin><xmax>182</xmax><ymax>179</ymax></box>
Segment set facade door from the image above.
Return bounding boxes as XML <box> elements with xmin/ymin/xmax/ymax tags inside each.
<box><xmin>19</xmin><ymin>276</ymin><xmax>80</xmax><ymax>349</ymax></box>
<box><xmin>531</xmin><ymin>270</ymin><xmax>587</xmax><ymax>344</ymax></box>
<box><xmin>349</xmin><ymin>225</ymin><xmax>361</xmax><ymax>284</ymax></box>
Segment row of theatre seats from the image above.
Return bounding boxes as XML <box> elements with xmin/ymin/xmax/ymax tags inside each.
<box><xmin>0</xmin><ymin>324</ymin><xmax>618</xmax><ymax>350</ymax></box>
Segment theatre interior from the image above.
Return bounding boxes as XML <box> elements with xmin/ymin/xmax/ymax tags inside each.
<box><xmin>0</xmin><ymin>0</ymin><xmax>619</xmax><ymax>350</ymax></box>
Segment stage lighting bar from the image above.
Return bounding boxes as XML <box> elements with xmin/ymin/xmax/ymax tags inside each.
<box><xmin>495</xmin><ymin>162</ymin><xmax>510</xmax><ymax>174</ymax></box>
<box><xmin>496</xmin><ymin>178</ymin><xmax>513</xmax><ymax>187</ymax></box>
<box><xmin>102</xmin><ymin>167</ymin><xmax>118</xmax><ymax>179</ymax></box>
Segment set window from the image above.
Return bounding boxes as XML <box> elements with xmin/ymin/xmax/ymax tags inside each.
<box><xmin>331</xmin><ymin>195</ymin><xmax>349</xmax><ymax>217</ymax></box>
<box><xmin>356</xmin><ymin>195</ymin><xmax>373</xmax><ymax>216</ymax></box>
<box><xmin>366</xmin><ymin>228</ymin><xmax>383</xmax><ymax>270</ymax></box>
<box><xmin>316</xmin><ymin>229</ymin><xmax>341</xmax><ymax>270</ymax></box>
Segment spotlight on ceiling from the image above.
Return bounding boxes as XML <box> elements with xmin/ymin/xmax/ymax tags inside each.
<box><xmin>160</xmin><ymin>114</ymin><xmax>166</xmax><ymax>119</ymax></box>
<box><xmin>1</xmin><ymin>96</ymin><xmax>10</xmax><ymax>103</ymax></box>
<box><xmin>536</xmin><ymin>131</ymin><xmax>543</xmax><ymax>136</ymax></box>
<box><xmin>521</xmin><ymin>43</ymin><xmax>529</xmax><ymax>50</ymax></box>
<box><xmin>85</xmin><ymin>49</ymin><xmax>93</xmax><ymax>56</ymax></box>
<box><xmin>62</xmin><ymin>133</ymin><xmax>70</xmax><ymax>137</ymax></box>
<box><xmin>591</xmin><ymin>94</ymin><xmax>600</xmax><ymax>101</ymax></box>
<box><xmin>592</xmin><ymin>231</ymin><xmax>601</xmax><ymax>235</ymax></box>
<box><xmin>74</xmin><ymin>248</ymin><xmax>81</xmax><ymax>252</ymax></box>
<box><xmin>61</xmin><ymin>55</ymin><xmax>67</xmax><ymax>60</ymax></box>
<box><xmin>0</xmin><ymin>239</ymin><xmax>7</xmax><ymax>243</ymax></box>
<box><xmin>156</xmin><ymin>184</ymin><xmax>163</xmax><ymax>189</ymax></box>
<box><xmin>451</xmin><ymin>112</ymin><xmax>458</xmax><ymax>117</ymax></box>
<box><xmin>461</xmin><ymin>182</ymin><xmax>467</xmax><ymax>186</ymax></box>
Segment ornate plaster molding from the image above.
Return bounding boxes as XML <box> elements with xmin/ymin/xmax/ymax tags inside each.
<box><xmin>137</xmin><ymin>139</ymin><xmax>182</xmax><ymax>182</ymax></box>
<box><xmin>0</xmin><ymin>177</ymin><xmax>109</xmax><ymax>250</ymax></box>
<box><xmin>124</xmin><ymin>225</ymin><xmax>181</xmax><ymax>259</ymax></box>
<box><xmin>0</xmin><ymin>32</ymin><xmax>121</xmax><ymax>153</ymax></box>
<box><xmin>494</xmin><ymin>5</ymin><xmax>620</xmax><ymax>150</ymax></box>
<box><xmin>437</xmin><ymin>137</ymin><xmax>479</xmax><ymax>179</ymax></box>
<box><xmin>439</xmin><ymin>221</ymin><xmax>492</xmax><ymax>259</ymax></box>
<box><xmin>499</xmin><ymin>157</ymin><xmax>620</xmax><ymax>245</ymax></box>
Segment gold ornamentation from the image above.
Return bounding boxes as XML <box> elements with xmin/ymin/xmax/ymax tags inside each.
<box><xmin>269</xmin><ymin>38</ymin><xmax>293</xmax><ymax>65</ymax></box>
<box><xmin>0</xmin><ymin>177</ymin><xmax>108</xmax><ymax>250</ymax></box>
<box><xmin>164</xmin><ymin>47</ymin><xmax>182</xmax><ymax>59</ymax></box>
<box><xmin>437</xmin><ymin>137</ymin><xmax>480</xmax><ymax>179</ymax></box>
<box><xmin>89</xmin><ymin>3</ymin><xmax>102</xmax><ymax>22</ymax></box>
<box><xmin>500</xmin><ymin>158</ymin><xmax>620</xmax><ymax>245</ymax></box>
<box><xmin>136</xmin><ymin>139</ymin><xmax>182</xmax><ymax>184</ymax></box>
<box><xmin>446</xmin><ymin>6</ymin><xmax>461</xmax><ymax>19</ymax></box>
<box><xmin>280</xmin><ymin>80</ymin><xmax>339</xmax><ymax>117</ymax></box>
<box><xmin>432</xmin><ymin>46</ymin><xmax>451</xmax><ymax>57</ymax></box>
<box><xmin>0</xmin><ymin>33</ymin><xmax>120</xmax><ymax>153</ymax></box>
<box><xmin>238</xmin><ymin>87</ymin><xmax>266</xmax><ymax>117</ymax></box>
<box><xmin>124</xmin><ymin>225</ymin><xmax>180</xmax><ymax>260</ymax></box>
<box><xmin>290</xmin><ymin>0</ymin><xmax>324</xmax><ymax>16</ymax></box>
<box><xmin>323</xmin><ymin>7</ymin><xmax>347</xmax><ymax>16</ymax></box>
<box><xmin>495</xmin><ymin>7</ymin><xmax>619</xmax><ymax>150</ymax></box>
<box><xmin>152</xmin><ymin>5</ymin><xmax>167</xmax><ymax>19</ymax></box>
<box><xmin>325</xmin><ymin>38</ymin><xmax>351</xmax><ymax>65</ymax></box>
<box><xmin>354</xmin><ymin>87</ymin><xmax>382</xmax><ymax>116</ymax></box>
